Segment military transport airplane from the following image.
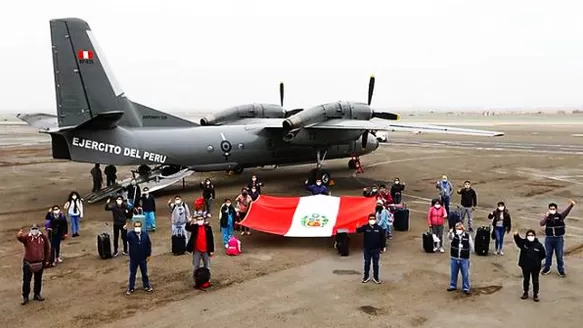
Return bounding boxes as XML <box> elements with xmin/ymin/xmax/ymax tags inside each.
<box><xmin>18</xmin><ymin>18</ymin><xmax>504</xmax><ymax>202</ymax></box>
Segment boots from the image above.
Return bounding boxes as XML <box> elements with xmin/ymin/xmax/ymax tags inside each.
<box><xmin>21</xmin><ymin>296</ymin><xmax>29</xmax><ymax>305</ymax></box>
<box><xmin>521</xmin><ymin>292</ymin><xmax>528</xmax><ymax>300</ymax></box>
<box><xmin>533</xmin><ymin>294</ymin><xmax>540</xmax><ymax>302</ymax></box>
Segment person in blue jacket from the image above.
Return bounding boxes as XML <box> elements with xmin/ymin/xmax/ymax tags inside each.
<box><xmin>125</xmin><ymin>221</ymin><xmax>153</xmax><ymax>295</ymax></box>
<box><xmin>304</xmin><ymin>178</ymin><xmax>329</xmax><ymax>195</ymax></box>
<box><xmin>375</xmin><ymin>200</ymin><xmax>393</xmax><ymax>240</ymax></box>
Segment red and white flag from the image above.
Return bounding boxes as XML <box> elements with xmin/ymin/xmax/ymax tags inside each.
<box><xmin>77</xmin><ymin>49</ymin><xmax>94</xmax><ymax>60</ymax></box>
<box><xmin>240</xmin><ymin>195</ymin><xmax>377</xmax><ymax>237</ymax></box>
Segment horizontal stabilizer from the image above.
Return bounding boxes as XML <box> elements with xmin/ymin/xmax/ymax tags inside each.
<box><xmin>73</xmin><ymin>111</ymin><xmax>124</xmax><ymax>130</ymax></box>
<box><xmin>16</xmin><ymin>113</ymin><xmax>59</xmax><ymax>130</ymax></box>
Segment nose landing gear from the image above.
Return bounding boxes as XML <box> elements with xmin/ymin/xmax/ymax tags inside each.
<box><xmin>307</xmin><ymin>149</ymin><xmax>331</xmax><ymax>185</ymax></box>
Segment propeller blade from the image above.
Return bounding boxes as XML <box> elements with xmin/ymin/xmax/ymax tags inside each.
<box><xmin>361</xmin><ymin>130</ymin><xmax>369</xmax><ymax>149</ymax></box>
<box><xmin>279</xmin><ymin>82</ymin><xmax>284</xmax><ymax>107</ymax></box>
<box><xmin>367</xmin><ymin>75</ymin><xmax>375</xmax><ymax>106</ymax></box>
<box><xmin>372</xmin><ymin>111</ymin><xmax>400</xmax><ymax>120</ymax></box>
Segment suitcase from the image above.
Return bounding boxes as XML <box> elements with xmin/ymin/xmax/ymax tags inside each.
<box><xmin>194</xmin><ymin>267</ymin><xmax>211</xmax><ymax>289</ymax></box>
<box><xmin>334</xmin><ymin>231</ymin><xmax>350</xmax><ymax>256</ymax></box>
<box><xmin>393</xmin><ymin>208</ymin><xmax>410</xmax><ymax>231</ymax></box>
<box><xmin>97</xmin><ymin>232</ymin><xmax>112</xmax><ymax>259</ymax></box>
<box><xmin>422</xmin><ymin>230</ymin><xmax>435</xmax><ymax>253</ymax></box>
<box><xmin>172</xmin><ymin>227</ymin><xmax>186</xmax><ymax>255</ymax></box>
<box><xmin>131</xmin><ymin>208</ymin><xmax>145</xmax><ymax>231</ymax></box>
<box><xmin>475</xmin><ymin>226</ymin><xmax>491</xmax><ymax>256</ymax></box>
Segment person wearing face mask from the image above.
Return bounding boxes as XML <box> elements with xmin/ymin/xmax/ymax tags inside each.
<box><xmin>435</xmin><ymin>175</ymin><xmax>454</xmax><ymax>216</ymax></box>
<box><xmin>17</xmin><ymin>224</ymin><xmax>51</xmax><ymax>305</ymax></box>
<box><xmin>447</xmin><ymin>222</ymin><xmax>474</xmax><ymax>295</ymax></box>
<box><xmin>390</xmin><ymin>178</ymin><xmax>405</xmax><ymax>204</ymax></box>
<box><xmin>514</xmin><ymin>230</ymin><xmax>546</xmax><ymax>302</ymax></box>
<box><xmin>456</xmin><ymin>180</ymin><xmax>477</xmax><ymax>232</ymax></box>
<box><xmin>186</xmin><ymin>215</ymin><xmax>215</xmax><ymax>286</ymax></box>
<box><xmin>44</xmin><ymin>205</ymin><xmax>68</xmax><ymax>267</ymax></box>
<box><xmin>105</xmin><ymin>196</ymin><xmax>131</xmax><ymax>257</ymax></box>
<box><xmin>375</xmin><ymin>200</ymin><xmax>393</xmax><ymax>240</ymax></box>
<box><xmin>362</xmin><ymin>185</ymin><xmax>379</xmax><ymax>198</ymax></box>
<box><xmin>236</xmin><ymin>188</ymin><xmax>253</xmax><ymax>235</ymax></box>
<box><xmin>356</xmin><ymin>214</ymin><xmax>387</xmax><ymax>284</ymax></box>
<box><xmin>304</xmin><ymin>179</ymin><xmax>329</xmax><ymax>195</ymax></box>
<box><xmin>126</xmin><ymin>179</ymin><xmax>141</xmax><ymax>210</ymax></box>
<box><xmin>219</xmin><ymin>199</ymin><xmax>237</xmax><ymax>247</ymax></box>
<box><xmin>199</xmin><ymin>178</ymin><xmax>216</xmax><ymax>214</ymax></box>
<box><xmin>125</xmin><ymin>221</ymin><xmax>153</xmax><ymax>295</ymax></box>
<box><xmin>139</xmin><ymin>187</ymin><xmax>157</xmax><ymax>232</ymax></box>
<box><xmin>64</xmin><ymin>191</ymin><xmax>83</xmax><ymax>237</ymax></box>
<box><xmin>487</xmin><ymin>201</ymin><xmax>512</xmax><ymax>255</ymax></box>
<box><xmin>247</xmin><ymin>175</ymin><xmax>264</xmax><ymax>194</ymax></box>
<box><xmin>427</xmin><ymin>200</ymin><xmax>447</xmax><ymax>253</ymax></box>
<box><xmin>376</xmin><ymin>185</ymin><xmax>394</xmax><ymax>206</ymax></box>
<box><xmin>540</xmin><ymin>199</ymin><xmax>576</xmax><ymax>277</ymax></box>
<box><xmin>248</xmin><ymin>186</ymin><xmax>260</xmax><ymax>201</ymax></box>
<box><xmin>168</xmin><ymin>196</ymin><xmax>191</xmax><ymax>245</ymax></box>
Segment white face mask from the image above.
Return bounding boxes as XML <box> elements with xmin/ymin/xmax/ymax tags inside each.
<box><xmin>30</xmin><ymin>228</ymin><xmax>40</xmax><ymax>236</ymax></box>
<box><xmin>251</xmin><ymin>189</ymin><xmax>256</xmax><ymax>193</ymax></box>
<box><xmin>549</xmin><ymin>210</ymin><xmax>556</xmax><ymax>215</ymax></box>
<box><xmin>252</xmin><ymin>178</ymin><xmax>256</xmax><ymax>181</ymax></box>
<box><xmin>372</xmin><ymin>188</ymin><xmax>378</xmax><ymax>192</ymax></box>
<box><xmin>115</xmin><ymin>200</ymin><xmax>122</xmax><ymax>205</ymax></box>
<box><xmin>442</xmin><ymin>179</ymin><xmax>447</xmax><ymax>182</ymax></box>
<box><xmin>196</xmin><ymin>220</ymin><xmax>204</xmax><ymax>226</ymax></box>
<box><xmin>53</xmin><ymin>210</ymin><xmax>60</xmax><ymax>216</ymax></box>
<box><xmin>434</xmin><ymin>204</ymin><xmax>441</xmax><ymax>209</ymax></box>
<box><xmin>395</xmin><ymin>181</ymin><xmax>400</xmax><ymax>184</ymax></box>
<box><xmin>72</xmin><ymin>195</ymin><xmax>77</xmax><ymax>200</ymax></box>
<box><xmin>316</xmin><ymin>182</ymin><xmax>322</xmax><ymax>186</ymax></box>
<box><xmin>456</xmin><ymin>229</ymin><xmax>463</xmax><ymax>235</ymax></box>
<box><xmin>206</xmin><ymin>181</ymin><xmax>210</xmax><ymax>185</ymax></box>
<box><xmin>225</xmin><ymin>203</ymin><xmax>231</xmax><ymax>207</ymax></box>
<box><xmin>131</xmin><ymin>181</ymin><xmax>136</xmax><ymax>186</ymax></box>
<box><xmin>368</xmin><ymin>220</ymin><xmax>376</xmax><ymax>225</ymax></box>
<box><xmin>465</xmin><ymin>185</ymin><xmax>470</xmax><ymax>188</ymax></box>
<box><xmin>498</xmin><ymin>207</ymin><xmax>504</xmax><ymax>211</ymax></box>
<box><xmin>134</xmin><ymin>227</ymin><xmax>142</xmax><ymax>233</ymax></box>
<box><xmin>527</xmin><ymin>236</ymin><xmax>535</xmax><ymax>242</ymax></box>
<box><xmin>175</xmin><ymin>200</ymin><xmax>182</xmax><ymax>205</ymax></box>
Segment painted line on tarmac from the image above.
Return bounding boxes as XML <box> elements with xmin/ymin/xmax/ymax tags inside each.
<box><xmin>515</xmin><ymin>170</ymin><xmax>583</xmax><ymax>185</ymax></box>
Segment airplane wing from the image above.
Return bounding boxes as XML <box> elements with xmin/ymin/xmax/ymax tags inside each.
<box><xmin>16</xmin><ymin>113</ymin><xmax>59</xmax><ymax>130</ymax></box>
<box><xmin>311</xmin><ymin>119</ymin><xmax>505</xmax><ymax>137</ymax></box>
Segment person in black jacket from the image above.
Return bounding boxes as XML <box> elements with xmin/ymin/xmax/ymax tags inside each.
<box><xmin>514</xmin><ymin>230</ymin><xmax>546</xmax><ymax>302</ymax></box>
<box><xmin>105</xmin><ymin>196</ymin><xmax>131</xmax><ymax>257</ymax></box>
<box><xmin>44</xmin><ymin>206</ymin><xmax>68</xmax><ymax>267</ymax></box>
<box><xmin>104</xmin><ymin>164</ymin><xmax>117</xmax><ymax>186</ymax></box>
<box><xmin>186</xmin><ymin>215</ymin><xmax>215</xmax><ymax>286</ymax></box>
<box><xmin>488</xmin><ymin>201</ymin><xmax>512</xmax><ymax>255</ymax></box>
<box><xmin>356</xmin><ymin>213</ymin><xmax>387</xmax><ymax>284</ymax></box>
<box><xmin>125</xmin><ymin>221</ymin><xmax>153</xmax><ymax>295</ymax></box>
<box><xmin>390</xmin><ymin>178</ymin><xmax>405</xmax><ymax>204</ymax></box>
<box><xmin>200</xmin><ymin>178</ymin><xmax>216</xmax><ymax>214</ymax></box>
<box><xmin>90</xmin><ymin>164</ymin><xmax>103</xmax><ymax>192</ymax></box>
<box><xmin>456</xmin><ymin>180</ymin><xmax>477</xmax><ymax>232</ymax></box>
<box><xmin>363</xmin><ymin>185</ymin><xmax>379</xmax><ymax>198</ymax></box>
<box><xmin>139</xmin><ymin>187</ymin><xmax>157</xmax><ymax>232</ymax></box>
<box><xmin>247</xmin><ymin>175</ymin><xmax>263</xmax><ymax>194</ymax></box>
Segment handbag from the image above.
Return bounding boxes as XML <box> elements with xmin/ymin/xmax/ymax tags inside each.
<box><xmin>25</xmin><ymin>261</ymin><xmax>43</xmax><ymax>273</ymax></box>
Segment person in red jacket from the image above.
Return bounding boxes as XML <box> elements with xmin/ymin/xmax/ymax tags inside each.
<box><xmin>376</xmin><ymin>184</ymin><xmax>394</xmax><ymax>207</ymax></box>
<box><xmin>17</xmin><ymin>224</ymin><xmax>51</xmax><ymax>305</ymax></box>
<box><xmin>427</xmin><ymin>200</ymin><xmax>448</xmax><ymax>253</ymax></box>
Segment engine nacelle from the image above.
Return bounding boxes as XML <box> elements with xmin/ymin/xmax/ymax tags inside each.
<box><xmin>282</xmin><ymin>101</ymin><xmax>373</xmax><ymax>130</ymax></box>
<box><xmin>200</xmin><ymin>103</ymin><xmax>284</xmax><ymax>125</ymax></box>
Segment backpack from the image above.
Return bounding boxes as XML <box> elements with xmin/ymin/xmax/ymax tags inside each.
<box><xmin>194</xmin><ymin>267</ymin><xmax>211</xmax><ymax>289</ymax></box>
<box><xmin>194</xmin><ymin>197</ymin><xmax>205</xmax><ymax>210</ymax></box>
<box><xmin>226</xmin><ymin>236</ymin><xmax>242</xmax><ymax>256</ymax></box>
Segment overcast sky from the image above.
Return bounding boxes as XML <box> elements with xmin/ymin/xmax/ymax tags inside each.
<box><xmin>1</xmin><ymin>0</ymin><xmax>583</xmax><ymax>113</ymax></box>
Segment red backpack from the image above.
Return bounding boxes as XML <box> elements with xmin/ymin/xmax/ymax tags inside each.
<box><xmin>194</xmin><ymin>198</ymin><xmax>205</xmax><ymax>211</ymax></box>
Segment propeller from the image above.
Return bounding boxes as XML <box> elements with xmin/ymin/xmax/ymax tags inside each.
<box><xmin>279</xmin><ymin>81</ymin><xmax>304</xmax><ymax>118</ymax></box>
<box><xmin>361</xmin><ymin>75</ymin><xmax>399</xmax><ymax>148</ymax></box>
<box><xmin>280</xmin><ymin>82</ymin><xmax>284</xmax><ymax>107</ymax></box>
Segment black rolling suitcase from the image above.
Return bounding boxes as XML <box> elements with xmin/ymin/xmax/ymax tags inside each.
<box><xmin>97</xmin><ymin>232</ymin><xmax>112</xmax><ymax>259</ymax></box>
<box><xmin>422</xmin><ymin>230</ymin><xmax>435</xmax><ymax>253</ymax></box>
<box><xmin>194</xmin><ymin>267</ymin><xmax>211</xmax><ymax>289</ymax></box>
<box><xmin>172</xmin><ymin>226</ymin><xmax>186</xmax><ymax>255</ymax></box>
<box><xmin>475</xmin><ymin>226</ymin><xmax>490</xmax><ymax>256</ymax></box>
<box><xmin>393</xmin><ymin>208</ymin><xmax>410</xmax><ymax>231</ymax></box>
<box><xmin>334</xmin><ymin>230</ymin><xmax>350</xmax><ymax>256</ymax></box>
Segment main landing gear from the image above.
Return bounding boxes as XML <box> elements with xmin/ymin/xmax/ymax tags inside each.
<box><xmin>227</xmin><ymin>166</ymin><xmax>244</xmax><ymax>175</ymax></box>
<box><xmin>348</xmin><ymin>156</ymin><xmax>364</xmax><ymax>175</ymax></box>
<box><xmin>307</xmin><ymin>149</ymin><xmax>331</xmax><ymax>185</ymax></box>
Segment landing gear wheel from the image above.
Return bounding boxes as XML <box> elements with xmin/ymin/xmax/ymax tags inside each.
<box><xmin>308</xmin><ymin>168</ymin><xmax>331</xmax><ymax>185</ymax></box>
<box><xmin>348</xmin><ymin>159</ymin><xmax>356</xmax><ymax>169</ymax></box>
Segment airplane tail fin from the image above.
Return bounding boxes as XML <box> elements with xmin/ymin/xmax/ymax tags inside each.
<box><xmin>50</xmin><ymin>18</ymin><xmax>196</xmax><ymax>129</ymax></box>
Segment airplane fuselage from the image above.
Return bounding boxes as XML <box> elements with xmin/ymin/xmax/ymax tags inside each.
<box><xmin>53</xmin><ymin>124</ymin><xmax>379</xmax><ymax>171</ymax></box>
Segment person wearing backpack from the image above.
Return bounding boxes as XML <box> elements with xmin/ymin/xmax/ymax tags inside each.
<box><xmin>168</xmin><ymin>196</ymin><xmax>191</xmax><ymax>245</ymax></box>
<box><xmin>219</xmin><ymin>198</ymin><xmax>237</xmax><ymax>248</ymax></box>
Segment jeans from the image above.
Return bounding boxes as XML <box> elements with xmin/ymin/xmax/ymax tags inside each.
<box><xmin>543</xmin><ymin>236</ymin><xmax>565</xmax><ymax>273</ymax></box>
<box><xmin>431</xmin><ymin>225</ymin><xmax>444</xmax><ymax>249</ymax></box>
<box><xmin>127</xmin><ymin>200</ymin><xmax>134</xmax><ymax>210</ymax></box>
<box><xmin>144</xmin><ymin>211</ymin><xmax>156</xmax><ymax>231</ymax></box>
<box><xmin>221</xmin><ymin>225</ymin><xmax>234</xmax><ymax>245</ymax></box>
<box><xmin>204</xmin><ymin>198</ymin><xmax>212</xmax><ymax>214</ymax></box>
<box><xmin>238</xmin><ymin>212</ymin><xmax>249</xmax><ymax>232</ymax></box>
<box><xmin>69</xmin><ymin>215</ymin><xmax>80</xmax><ymax>235</ymax></box>
<box><xmin>449</xmin><ymin>258</ymin><xmax>470</xmax><ymax>291</ymax></box>
<box><xmin>22</xmin><ymin>261</ymin><xmax>44</xmax><ymax>297</ymax></box>
<box><xmin>460</xmin><ymin>207</ymin><xmax>474</xmax><ymax>229</ymax></box>
<box><xmin>193</xmin><ymin>251</ymin><xmax>210</xmax><ymax>272</ymax></box>
<box><xmin>363</xmin><ymin>248</ymin><xmax>380</xmax><ymax>280</ymax></box>
<box><xmin>441</xmin><ymin>196</ymin><xmax>451</xmax><ymax>216</ymax></box>
<box><xmin>521</xmin><ymin>267</ymin><xmax>540</xmax><ymax>295</ymax></box>
<box><xmin>128</xmin><ymin>259</ymin><xmax>151</xmax><ymax>290</ymax></box>
<box><xmin>113</xmin><ymin>224</ymin><xmax>128</xmax><ymax>254</ymax></box>
<box><xmin>50</xmin><ymin>236</ymin><xmax>61</xmax><ymax>263</ymax></box>
<box><xmin>494</xmin><ymin>226</ymin><xmax>506</xmax><ymax>251</ymax></box>
<box><xmin>386</xmin><ymin>224</ymin><xmax>392</xmax><ymax>237</ymax></box>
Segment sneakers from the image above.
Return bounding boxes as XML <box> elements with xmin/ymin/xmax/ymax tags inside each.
<box><xmin>559</xmin><ymin>272</ymin><xmax>566</xmax><ymax>278</ymax></box>
<box><xmin>362</xmin><ymin>277</ymin><xmax>370</xmax><ymax>283</ymax></box>
<box><xmin>439</xmin><ymin>247</ymin><xmax>444</xmax><ymax>253</ymax></box>
<box><xmin>57</xmin><ymin>257</ymin><xmax>63</xmax><ymax>263</ymax></box>
<box><xmin>433</xmin><ymin>247</ymin><xmax>438</xmax><ymax>252</ymax></box>
<box><xmin>463</xmin><ymin>290</ymin><xmax>471</xmax><ymax>295</ymax></box>
<box><xmin>372</xmin><ymin>278</ymin><xmax>381</xmax><ymax>284</ymax></box>
<box><xmin>113</xmin><ymin>252</ymin><xmax>119</xmax><ymax>258</ymax></box>
<box><xmin>224</xmin><ymin>244</ymin><xmax>228</xmax><ymax>249</ymax></box>
<box><xmin>21</xmin><ymin>297</ymin><xmax>29</xmax><ymax>305</ymax></box>
<box><xmin>499</xmin><ymin>251</ymin><xmax>504</xmax><ymax>256</ymax></box>
<box><xmin>246</xmin><ymin>231</ymin><xmax>251</xmax><ymax>235</ymax></box>
<box><xmin>126</xmin><ymin>289</ymin><xmax>134</xmax><ymax>295</ymax></box>
<box><xmin>446</xmin><ymin>287</ymin><xmax>456</xmax><ymax>292</ymax></box>
<box><xmin>144</xmin><ymin>287</ymin><xmax>153</xmax><ymax>292</ymax></box>
<box><xmin>521</xmin><ymin>292</ymin><xmax>529</xmax><ymax>300</ymax></box>
<box><xmin>122</xmin><ymin>251</ymin><xmax>128</xmax><ymax>256</ymax></box>
<box><xmin>533</xmin><ymin>294</ymin><xmax>540</xmax><ymax>302</ymax></box>
<box><xmin>33</xmin><ymin>294</ymin><xmax>45</xmax><ymax>301</ymax></box>
<box><xmin>541</xmin><ymin>269</ymin><xmax>551</xmax><ymax>275</ymax></box>
<box><xmin>240</xmin><ymin>232</ymin><xmax>245</xmax><ymax>236</ymax></box>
